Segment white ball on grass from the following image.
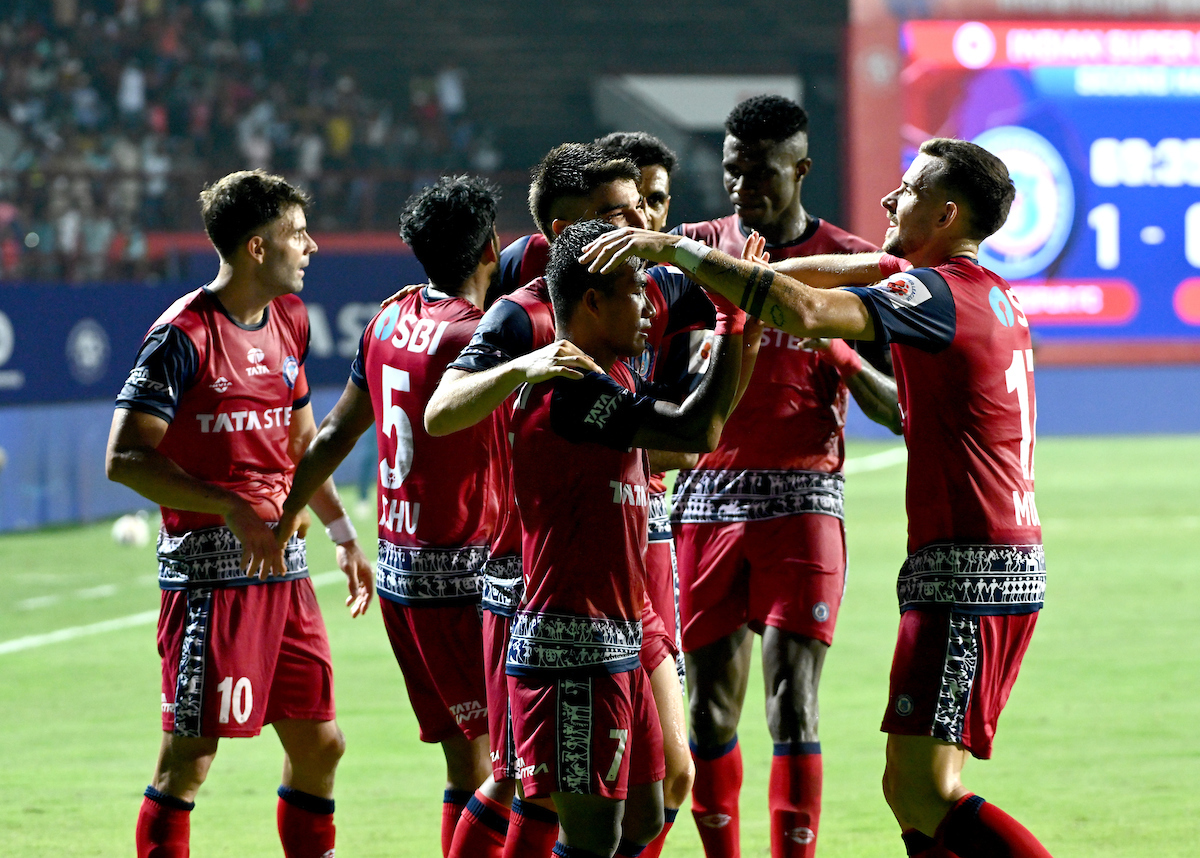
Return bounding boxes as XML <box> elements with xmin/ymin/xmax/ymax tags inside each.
<box><xmin>111</xmin><ymin>512</ymin><xmax>150</xmax><ymax>547</ymax></box>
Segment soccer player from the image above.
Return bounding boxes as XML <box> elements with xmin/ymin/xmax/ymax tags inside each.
<box><xmin>275</xmin><ymin>176</ymin><xmax>512</xmax><ymax>857</ymax></box>
<box><xmin>595</xmin><ymin>131</ymin><xmax>677</xmax><ymax>232</ymax></box>
<box><xmin>506</xmin><ymin>219</ymin><xmax>746</xmax><ymax>858</ymax></box>
<box><xmin>426</xmin><ymin>142</ymin><xmax>717</xmax><ymax>858</ymax></box>
<box><xmin>105</xmin><ymin>170</ymin><xmax>373</xmax><ymax>858</ymax></box>
<box><xmin>580</xmin><ymin>136</ymin><xmax>1054</xmax><ymax>858</ymax></box>
<box><xmin>669</xmin><ymin>94</ymin><xmax>901</xmax><ymax>858</ymax></box>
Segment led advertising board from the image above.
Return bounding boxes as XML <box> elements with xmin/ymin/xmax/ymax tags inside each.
<box><xmin>899</xmin><ymin>21</ymin><xmax>1200</xmax><ymax>344</ymax></box>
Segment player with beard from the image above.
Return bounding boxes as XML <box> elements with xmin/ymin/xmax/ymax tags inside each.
<box><xmin>276</xmin><ymin>176</ymin><xmax>509</xmax><ymax>857</ymax></box>
<box><xmin>579</xmin><ymin>137</ymin><xmax>1054</xmax><ymax>858</ymax></box>
<box><xmin>668</xmin><ymin>95</ymin><xmax>901</xmax><ymax>858</ymax></box>
<box><xmin>107</xmin><ymin>170</ymin><xmax>372</xmax><ymax>858</ymax></box>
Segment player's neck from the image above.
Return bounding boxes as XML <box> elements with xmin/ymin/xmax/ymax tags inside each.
<box><xmin>753</xmin><ymin>203</ymin><xmax>811</xmax><ymax>247</ymax></box>
<box><xmin>558</xmin><ymin>324</ymin><xmax>615</xmax><ymax>374</ymax></box>
<box><xmin>910</xmin><ymin>236</ymin><xmax>978</xmax><ymax>269</ymax></box>
<box><xmin>208</xmin><ymin>264</ymin><xmax>274</xmax><ymax>326</ymax></box>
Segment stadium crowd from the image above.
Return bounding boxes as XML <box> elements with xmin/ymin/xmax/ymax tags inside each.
<box><xmin>0</xmin><ymin>0</ymin><xmax>501</xmax><ymax>282</ymax></box>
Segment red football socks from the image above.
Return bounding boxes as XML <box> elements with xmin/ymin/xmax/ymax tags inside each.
<box><xmin>768</xmin><ymin>742</ymin><xmax>822</xmax><ymax>858</ymax></box>
<box><xmin>136</xmin><ymin>787</ymin><xmax>193</xmax><ymax>858</ymax></box>
<box><xmin>449</xmin><ymin>789</ymin><xmax>510</xmax><ymax>858</ymax></box>
<box><xmin>441</xmin><ymin>789</ymin><xmax>472</xmax><ymax>858</ymax></box>
<box><xmin>638</xmin><ymin>807</ymin><xmax>678</xmax><ymax>858</ymax></box>
<box><xmin>937</xmin><ymin>794</ymin><xmax>1053</xmax><ymax>858</ymax></box>
<box><xmin>503</xmin><ymin>798</ymin><xmax>560</xmax><ymax>858</ymax></box>
<box><xmin>690</xmin><ymin>737</ymin><xmax>743</xmax><ymax>858</ymax></box>
<box><xmin>276</xmin><ymin>786</ymin><xmax>336</xmax><ymax>858</ymax></box>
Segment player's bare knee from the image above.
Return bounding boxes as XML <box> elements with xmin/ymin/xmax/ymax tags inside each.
<box><xmin>764</xmin><ymin>680</ymin><xmax>819</xmax><ymax>743</ymax></box>
<box><xmin>662</xmin><ymin>757</ymin><xmax>695</xmax><ymax>808</ymax></box>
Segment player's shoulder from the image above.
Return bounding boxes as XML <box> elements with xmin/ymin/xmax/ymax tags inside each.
<box><xmin>152</xmin><ymin>287</ymin><xmax>209</xmax><ymax>331</ymax></box>
<box><xmin>507</xmin><ymin>276</ymin><xmax>551</xmax><ymax>309</ymax></box>
<box><xmin>674</xmin><ymin>215</ymin><xmax>735</xmax><ymax>242</ymax></box>
<box><xmin>810</xmin><ymin>218</ymin><xmax>879</xmax><ymax>253</ymax></box>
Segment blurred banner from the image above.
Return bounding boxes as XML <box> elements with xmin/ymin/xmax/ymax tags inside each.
<box><xmin>0</xmin><ymin>249</ymin><xmax>428</xmax><ymax>407</ymax></box>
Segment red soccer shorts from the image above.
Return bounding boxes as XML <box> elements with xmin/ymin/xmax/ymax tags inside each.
<box><xmin>507</xmin><ymin>668</ymin><xmax>665</xmax><ymax>800</ymax></box>
<box><xmin>674</xmin><ymin>513</ymin><xmax>846</xmax><ymax>652</ymax></box>
<box><xmin>645</xmin><ymin>538</ymin><xmax>678</xmax><ymax>651</ymax></box>
<box><xmin>380</xmin><ymin>599</ymin><xmax>488</xmax><ymax>744</ymax></box>
<box><xmin>639</xmin><ymin>598</ymin><xmax>678</xmax><ymax>674</ymax></box>
<box><xmin>482</xmin><ymin>607</ymin><xmax>516</xmax><ymax>781</ymax></box>
<box><xmin>881</xmin><ymin>607</ymin><xmax>1039</xmax><ymax>759</ymax></box>
<box><xmin>158</xmin><ymin>578</ymin><xmax>335</xmax><ymax>738</ymax></box>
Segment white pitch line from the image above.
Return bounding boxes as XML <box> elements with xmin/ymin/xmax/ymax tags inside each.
<box><xmin>0</xmin><ymin>570</ymin><xmax>346</xmax><ymax>657</ymax></box>
<box><xmin>843</xmin><ymin>446</ymin><xmax>908</xmax><ymax>474</ymax></box>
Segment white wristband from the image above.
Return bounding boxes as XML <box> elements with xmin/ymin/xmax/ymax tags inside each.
<box><xmin>673</xmin><ymin>237</ymin><xmax>712</xmax><ymax>274</ymax></box>
<box><xmin>324</xmin><ymin>514</ymin><xmax>357</xmax><ymax>546</ymax></box>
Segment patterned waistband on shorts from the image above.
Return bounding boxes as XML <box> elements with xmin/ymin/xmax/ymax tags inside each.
<box><xmin>671</xmin><ymin>468</ymin><xmax>845</xmax><ymax>524</ymax></box>
<box><xmin>506</xmin><ymin>610</ymin><xmax>642</xmax><ymax>676</ymax></box>
<box><xmin>376</xmin><ymin>540</ymin><xmax>487</xmax><ymax>605</ymax></box>
<box><xmin>157</xmin><ymin>526</ymin><xmax>307</xmax><ymax>590</ymax></box>
<box><xmin>648</xmin><ymin>490</ymin><xmax>671</xmax><ymax>541</ymax></box>
<box><xmin>897</xmin><ymin>543</ymin><xmax>1046</xmax><ymax>615</ymax></box>
<box><xmin>481</xmin><ymin>553</ymin><xmax>524</xmax><ymax>617</ymax></box>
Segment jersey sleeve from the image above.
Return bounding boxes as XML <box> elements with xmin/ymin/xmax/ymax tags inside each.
<box><xmin>114</xmin><ymin>324</ymin><xmax>200</xmax><ymax>423</ymax></box>
<box><xmin>349</xmin><ymin>326</ymin><xmax>369</xmax><ymax>391</ymax></box>
<box><xmin>843</xmin><ymin>268</ymin><xmax>956</xmax><ymax>354</ymax></box>
<box><xmin>448</xmin><ymin>297</ymin><xmax>535</xmax><ymax>373</ymax></box>
<box><xmin>497</xmin><ymin>235</ymin><xmax>533</xmax><ymax>297</ymax></box>
<box><xmin>647</xmin><ymin>265</ymin><xmax>717</xmax><ymax>337</ymax></box>
<box><xmin>548</xmin><ymin>372</ymin><xmax>656</xmax><ymax>451</ymax></box>
<box><xmin>291</xmin><ymin>323</ymin><xmax>312</xmax><ymax>409</ymax></box>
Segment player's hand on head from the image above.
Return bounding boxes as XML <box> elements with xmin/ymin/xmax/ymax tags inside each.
<box><xmin>335</xmin><ymin>541</ymin><xmax>374</xmax><ymax>618</ymax></box>
<box><xmin>514</xmin><ymin>339</ymin><xmax>603</xmax><ymax>384</ymax></box>
<box><xmin>579</xmin><ymin>227</ymin><xmax>677</xmax><ymax>274</ymax></box>
<box><xmin>226</xmin><ymin>499</ymin><xmax>285</xmax><ymax>580</ymax></box>
<box><xmin>380</xmin><ymin>283</ymin><xmax>424</xmax><ymax>308</ymax></box>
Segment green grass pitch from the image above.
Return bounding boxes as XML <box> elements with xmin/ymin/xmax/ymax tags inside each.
<box><xmin>1</xmin><ymin>436</ymin><xmax>1197</xmax><ymax>856</ymax></box>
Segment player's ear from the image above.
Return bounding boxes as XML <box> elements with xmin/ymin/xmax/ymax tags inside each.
<box><xmin>479</xmin><ymin>230</ymin><xmax>500</xmax><ymax>265</ymax></box>
<box><xmin>939</xmin><ymin>200</ymin><xmax>959</xmax><ymax>229</ymax></box>
<box><xmin>795</xmin><ymin>157</ymin><xmax>813</xmax><ymax>180</ymax></box>
<box><xmin>246</xmin><ymin>234</ymin><xmax>266</xmax><ymax>263</ymax></box>
<box><xmin>550</xmin><ymin>219</ymin><xmax>571</xmax><ymax>237</ymax></box>
<box><xmin>583</xmin><ymin>287</ymin><xmax>604</xmax><ymax>318</ymax></box>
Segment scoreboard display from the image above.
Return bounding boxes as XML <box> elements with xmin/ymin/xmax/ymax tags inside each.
<box><xmin>899</xmin><ymin>20</ymin><xmax>1200</xmax><ymax>341</ymax></box>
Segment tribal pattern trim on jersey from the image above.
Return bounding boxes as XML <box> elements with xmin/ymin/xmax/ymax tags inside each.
<box><xmin>648</xmin><ymin>490</ymin><xmax>671</xmax><ymax>542</ymax></box>
<box><xmin>157</xmin><ymin>527</ymin><xmax>307</xmax><ymax>590</ymax></box>
<box><xmin>376</xmin><ymin>541</ymin><xmax>488</xmax><ymax>606</ymax></box>
<box><xmin>172</xmin><ymin>588</ymin><xmax>213</xmax><ymax>737</ymax></box>
<box><xmin>897</xmin><ymin>543</ymin><xmax>1046</xmax><ymax>615</ymax></box>
<box><xmin>481</xmin><ymin>553</ymin><xmax>523</xmax><ymax>617</ymax></box>
<box><xmin>507</xmin><ymin>610</ymin><xmax>643</xmax><ymax>676</ymax></box>
<box><xmin>932</xmin><ymin>613</ymin><xmax>979</xmax><ymax>746</ymax></box>
<box><xmin>672</xmin><ymin>469</ymin><xmax>845</xmax><ymax>524</ymax></box>
<box><xmin>557</xmin><ymin>677</ymin><xmax>593</xmax><ymax>794</ymax></box>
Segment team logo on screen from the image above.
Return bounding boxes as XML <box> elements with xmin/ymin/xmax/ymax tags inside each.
<box><xmin>974</xmin><ymin>126</ymin><xmax>1075</xmax><ymax>280</ymax></box>
<box><xmin>282</xmin><ymin>355</ymin><xmax>299</xmax><ymax>389</ymax></box>
<box><xmin>66</xmin><ymin>318</ymin><xmax>110</xmax><ymax>385</ymax></box>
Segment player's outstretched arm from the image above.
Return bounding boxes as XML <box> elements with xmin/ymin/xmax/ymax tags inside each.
<box><xmin>282</xmin><ymin>396</ymin><xmax>375</xmax><ymax>616</ymax></box>
<box><xmin>580</xmin><ymin>227</ymin><xmax>877</xmax><ymax>342</ymax></box>
<box><xmin>770</xmin><ymin>252</ymin><xmax>893</xmax><ymax>289</ymax></box>
<box><xmin>105</xmin><ymin>408</ymin><xmax>284</xmax><ymax>578</ymax></box>
<box><xmin>424</xmin><ymin>340</ymin><xmax>603</xmax><ymax>436</ymax></box>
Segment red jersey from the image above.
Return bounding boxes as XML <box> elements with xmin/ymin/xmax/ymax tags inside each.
<box><xmin>846</xmin><ymin>258</ymin><xmax>1045</xmax><ymax>615</ymax></box>
<box><xmin>116</xmin><ymin>287</ymin><xmax>311</xmax><ymax>588</ymax></box>
<box><xmin>350</xmin><ymin>287</ymin><xmax>498</xmax><ymax>605</ymax></box>
<box><xmin>506</xmin><ymin>361</ymin><xmax>655</xmax><ymax>677</ymax></box>
<box><xmin>672</xmin><ymin>215</ymin><xmax>877</xmax><ymax>525</ymax></box>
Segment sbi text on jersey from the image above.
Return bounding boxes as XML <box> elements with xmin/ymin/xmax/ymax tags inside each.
<box><xmin>374</xmin><ymin>308</ymin><xmax>452</xmax><ymax>356</ymax></box>
<box><xmin>609</xmin><ymin>480</ymin><xmax>649</xmax><ymax>507</ymax></box>
<box><xmin>194</xmin><ymin>406</ymin><xmax>292</xmax><ymax>433</ymax></box>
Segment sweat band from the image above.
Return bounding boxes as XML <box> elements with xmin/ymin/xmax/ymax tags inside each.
<box><xmin>673</xmin><ymin>237</ymin><xmax>712</xmax><ymax>274</ymax></box>
<box><xmin>324</xmin><ymin>514</ymin><xmax>358</xmax><ymax>546</ymax></box>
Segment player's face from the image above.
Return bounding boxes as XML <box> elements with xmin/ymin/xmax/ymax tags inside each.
<box><xmin>638</xmin><ymin>164</ymin><xmax>672</xmax><ymax>232</ymax></box>
<box><xmin>881</xmin><ymin>154</ymin><xmax>949</xmax><ymax>259</ymax></box>
<box><xmin>261</xmin><ymin>205</ymin><xmax>317</xmax><ymax>295</ymax></box>
<box><xmin>722</xmin><ymin>135</ymin><xmax>808</xmax><ymax>229</ymax></box>
<box><xmin>596</xmin><ymin>265</ymin><xmax>656</xmax><ymax>358</ymax></box>
<box><xmin>583</xmin><ymin>179</ymin><xmax>648</xmax><ymax>230</ymax></box>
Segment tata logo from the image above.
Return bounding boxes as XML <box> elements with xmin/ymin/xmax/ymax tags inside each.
<box><xmin>609</xmin><ymin>480</ymin><xmax>649</xmax><ymax>507</ymax></box>
<box><xmin>211</xmin><ymin>377</ymin><xmax>232</xmax><ymax>393</ymax></box>
<box><xmin>585</xmin><ymin>393</ymin><xmax>620</xmax><ymax>429</ymax></box>
<box><xmin>247</xmin><ymin>347</ymin><xmax>265</xmax><ymax>364</ymax></box>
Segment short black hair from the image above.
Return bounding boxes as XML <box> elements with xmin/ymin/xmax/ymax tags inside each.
<box><xmin>725</xmin><ymin>94</ymin><xmax>808</xmax><ymax>143</ymax></box>
<box><xmin>528</xmin><ymin>143</ymin><xmax>641</xmax><ymax>238</ymax></box>
<box><xmin>545</xmin><ymin>219</ymin><xmax>633</xmax><ymax>327</ymax></box>
<box><xmin>919</xmin><ymin>138</ymin><xmax>1016</xmax><ymax>240</ymax></box>
<box><xmin>398</xmin><ymin>175</ymin><xmax>499</xmax><ymax>289</ymax></box>
<box><xmin>595</xmin><ymin>131</ymin><xmax>678</xmax><ymax>174</ymax></box>
<box><xmin>199</xmin><ymin>170</ymin><xmax>310</xmax><ymax>260</ymax></box>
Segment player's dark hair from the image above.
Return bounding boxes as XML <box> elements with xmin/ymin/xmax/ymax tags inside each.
<box><xmin>528</xmin><ymin>143</ymin><xmax>641</xmax><ymax>239</ymax></box>
<box><xmin>199</xmin><ymin>170</ymin><xmax>310</xmax><ymax>260</ymax></box>
<box><xmin>546</xmin><ymin>220</ymin><xmax>631</xmax><ymax>326</ymax></box>
<box><xmin>398</xmin><ymin>175</ymin><xmax>499</xmax><ymax>290</ymax></box>
<box><xmin>595</xmin><ymin>131</ymin><xmax>678</xmax><ymax>174</ymax></box>
<box><xmin>725</xmin><ymin>94</ymin><xmax>808</xmax><ymax>143</ymax></box>
<box><xmin>919</xmin><ymin>138</ymin><xmax>1016</xmax><ymax>240</ymax></box>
